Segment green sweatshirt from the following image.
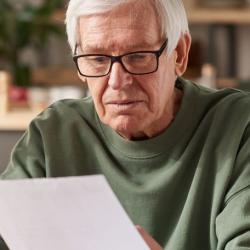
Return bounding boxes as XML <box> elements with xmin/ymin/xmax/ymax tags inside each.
<box><xmin>1</xmin><ymin>78</ymin><xmax>250</xmax><ymax>250</ymax></box>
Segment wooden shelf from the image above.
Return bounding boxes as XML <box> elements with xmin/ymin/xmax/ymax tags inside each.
<box><xmin>187</xmin><ymin>7</ymin><xmax>250</xmax><ymax>24</ymax></box>
<box><xmin>32</xmin><ymin>67</ymin><xmax>82</xmax><ymax>86</ymax></box>
<box><xmin>0</xmin><ymin>110</ymin><xmax>38</xmax><ymax>131</ymax></box>
<box><xmin>52</xmin><ymin>6</ymin><xmax>250</xmax><ymax>25</ymax></box>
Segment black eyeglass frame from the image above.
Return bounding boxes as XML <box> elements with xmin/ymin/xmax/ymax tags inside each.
<box><xmin>73</xmin><ymin>39</ymin><xmax>168</xmax><ymax>78</ymax></box>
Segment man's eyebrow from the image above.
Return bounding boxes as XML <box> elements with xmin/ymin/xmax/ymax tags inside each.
<box><xmin>81</xmin><ymin>41</ymin><xmax>158</xmax><ymax>53</ymax></box>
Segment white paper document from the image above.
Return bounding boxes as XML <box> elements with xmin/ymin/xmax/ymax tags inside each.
<box><xmin>0</xmin><ymin>175</ymin><xmax>149</xmax><ymax>250</ymax></box>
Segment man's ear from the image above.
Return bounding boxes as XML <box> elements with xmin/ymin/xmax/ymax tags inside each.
<box><xmin>174</xmin><ymin>32</ymin><xmax>192</xmax><ymax>77</ymax></box>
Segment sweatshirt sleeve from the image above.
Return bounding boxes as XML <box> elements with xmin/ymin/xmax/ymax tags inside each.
<box><xmin>0</xmin><ymin>119</ymin><xmax>46</xmax><ymax>180</ymax></box>
<box><xmin>0</xmin><ymin>237</ymin><xmax>9</xmax><ymax>250</ymax></box>
<box><xmin>216</xmin><ymin>124</ymin><xmax>250</xmax><ymax>250</ymax></box>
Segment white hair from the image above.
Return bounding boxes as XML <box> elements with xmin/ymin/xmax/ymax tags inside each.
<box><xmin>65</xmin><ymin>0</ymin><xmax>189</xmax><ymax>54</ymax></box>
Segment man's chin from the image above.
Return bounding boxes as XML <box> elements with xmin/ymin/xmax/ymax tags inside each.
<box><xmin>108</xmin><ymin>116</ymin><xmax>145</xmax><ymax>140</ymax></box>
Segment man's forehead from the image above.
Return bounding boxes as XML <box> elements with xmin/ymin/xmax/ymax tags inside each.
<box><xmin>78</xmin><ymin>9</ymin><xmax>155</xmax><ymax>31</ymax></box>
<box><xmin>78</xmin><ymin>0</ymin><xmax>159</xmax><ymax>34</ymax></box>
<box><xmin>77</xmin><ymin>4</ymin><xmax>161</xmax><ymax>53</ymax></box>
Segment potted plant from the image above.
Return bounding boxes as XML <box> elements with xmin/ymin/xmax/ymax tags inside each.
<box><xmin>0</xmin><ymin>0</ymin><xmax>64</xmax><ymax>102</ymax></box>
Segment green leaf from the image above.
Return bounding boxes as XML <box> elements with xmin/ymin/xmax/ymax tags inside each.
<box><xmin>0</xmin><ymin>0</ymin><xmax>65</xmax><ymax>86</ymax></box>
<box><xmin>16</xmin><ymin>21</ymin><xmax>33</xmax><ymax>48</ymax></box>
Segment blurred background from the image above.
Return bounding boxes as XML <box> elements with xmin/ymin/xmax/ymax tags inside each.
<box><xmin>0</xmin><ymin>0</ymin><xmax>250</xmax><ymax>172</ymax></box>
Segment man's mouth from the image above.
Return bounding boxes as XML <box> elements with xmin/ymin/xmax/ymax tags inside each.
<box><xmin>108</xmin><ymin>99</ymin><xmax>144</xmax><ymax>104</ymax></box>
<box><xmin>106</xmin><ymin>100</ymin><xmax>144</xmax><ymax>110</ymax></box>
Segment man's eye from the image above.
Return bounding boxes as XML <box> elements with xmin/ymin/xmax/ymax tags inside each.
<box><xmin>88</xmin><ymin>56</ymin><xmax>109</xmax><ymax>63</ymax></box>
<box><xmin>128</xmin><ymin>54</ymin><xmax>146</xmax><ymax>60</ymax></box>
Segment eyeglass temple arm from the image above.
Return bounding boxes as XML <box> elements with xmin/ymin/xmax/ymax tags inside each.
<box><xmin>157</xmin><ymin>39</ymin><xmax>168</xmax><ymax>56</ymax></box>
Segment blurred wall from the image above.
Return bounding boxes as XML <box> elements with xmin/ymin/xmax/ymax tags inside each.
<box><xmin>0</xmin><ymin>132</ymin><xmax>23</xmax><ymax>174</ymax></box>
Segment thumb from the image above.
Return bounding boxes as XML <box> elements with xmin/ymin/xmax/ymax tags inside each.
<box><xmin>136</xmin><ymin>225</ymin><xmax>163</xmax><ymax>250</ymax></box>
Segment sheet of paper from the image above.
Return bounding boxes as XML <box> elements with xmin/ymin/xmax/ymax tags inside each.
<box><xmin>0</xmin><ymin>175</ymin><xmax>149</xmax><ymax>250</ymax></box>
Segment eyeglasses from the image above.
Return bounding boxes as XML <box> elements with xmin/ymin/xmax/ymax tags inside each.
<box><xmin>73</xmin><ymin>40</ymin><xmax>168</xmax><ymax>78</ymax></box>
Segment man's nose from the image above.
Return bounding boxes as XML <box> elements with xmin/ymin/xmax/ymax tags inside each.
<box><xmin>108</xmin><ymin>62</ymin><xmax>133</xmax><ymax>90</ymax></box>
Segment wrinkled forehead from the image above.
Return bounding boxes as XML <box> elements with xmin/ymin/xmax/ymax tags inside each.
<box><xmin>80</xmin><ymin>0</ymin><xmax>158</xmax><ymax>25</ymax></box>
<box><xmin>77</xmin><ymin>1</ymin><xmax>161</xmax><ymax>50</ymax></box>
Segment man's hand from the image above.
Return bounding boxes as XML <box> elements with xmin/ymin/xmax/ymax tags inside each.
<box><xmin>136</xmin><ymin>225</ymin><xmax>163</xmax><ymax>250</ymax></box>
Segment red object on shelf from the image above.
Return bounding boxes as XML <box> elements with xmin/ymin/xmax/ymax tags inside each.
<box><xmin>9</xmin><ymin>85</ymin><xmax>29</xmax><ymax>108</ymax></box>
<box><xmin>9</xmin><ymin>85</ymin><xmax>28</xmax><ymax>102</ymax></box>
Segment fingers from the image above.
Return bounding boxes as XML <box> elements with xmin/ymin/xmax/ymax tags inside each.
<box><xmin>136</xmin><ymin>225</ymin><xmax>163</xmax><ymax>250</ymax></box>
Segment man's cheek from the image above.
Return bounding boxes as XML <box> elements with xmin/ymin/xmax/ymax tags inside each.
<box><xmin>96</xmin><ymin>102</ymin><xmax>106</xmax><ymax>118</ymax></box>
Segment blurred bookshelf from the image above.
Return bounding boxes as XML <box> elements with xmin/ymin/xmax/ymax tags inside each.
<box><xmin>184</xmin><ymin>0</ymin><xmax>250</xmax><ymax>89</ymax></box>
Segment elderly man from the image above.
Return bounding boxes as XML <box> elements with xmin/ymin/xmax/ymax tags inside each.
<box><xmin>1</xmin><ymin>0</ymin><xmax>250</xmax><ymax>249</ymax></box>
